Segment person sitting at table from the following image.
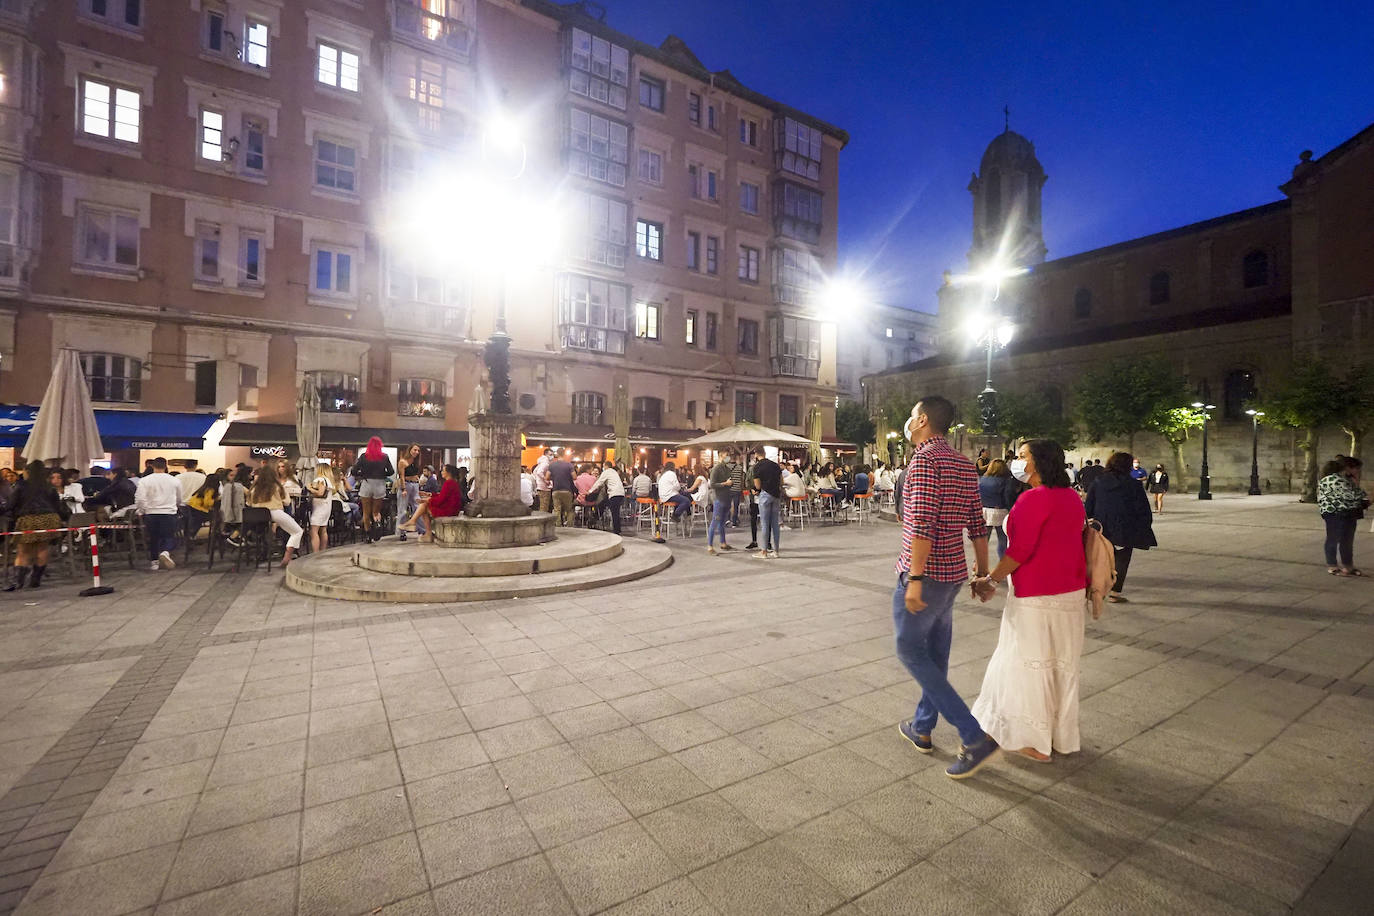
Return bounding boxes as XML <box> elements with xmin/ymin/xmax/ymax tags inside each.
<box><xmin>874</xmin><ymin>462</ymin><xmax>895</xmax><ymax>493</ymax></box>
<box><xmin>834</xmin><ymin>463</ymin><xmax>853</xmax><ymax>503</ymax></box>
<box><xmin>657</xmin><ymin>462</ymin><xmax>692</xmax><ymax>520</ymax></box>
<box><xmin>86</xmin><ymin>468</ymin><xmax>138</xmax><ymax>515</ymax></box>
<box><xmin>686</xmin><ymin>466</ymin><xmax>711</xmax><ymax>509</ymax></box>
<box><xmin>852</xmin><ymin>464</ymin><xmax>871</xmax><ymax>498</ymax></box>
<box><xmin>574</xmin><ymin>463</ymin><xmax>600</xmax><ymax>524</ymax></box>
<box><xmin>632</xmin><ymin>467</ymin><xmax>652</xmax><ymax>499</ymax></box>
<box><xmin>247</xmin><ymin>467</ymin><xmax>302</xmax><ymax>568</ymax></box>
<box><xmin>399</xmin><ymin>464</ymin><xmax>464</xmax><ymax>541</ymax></box>
<box><xmin>816</xmin><ymin>463</ymin><xmax>842</xmax><ymax>504</ymax></box>
<box><xmin>782</xmin><ymin>464</ymin><xmax>807</xmax><ymax>500</ymax></box>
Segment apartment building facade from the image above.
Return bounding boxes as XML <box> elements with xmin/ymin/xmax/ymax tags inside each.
<box><xmin>0</xmin><ymin>0</ymin><xmax>848</xmax><ymax>472</ymax></box>
<box><xmin>834</xmin><ymin>302</ymin><xmax>939</xmax><ymax>403</ymax></box>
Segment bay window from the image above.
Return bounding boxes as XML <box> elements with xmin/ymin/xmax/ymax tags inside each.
<box><xmin>769</xmin><ymin>315</ymin><xmax>822</xmax><ymax>379</ymax></box>
<box><xmin>569</xmin><ymin>108</ymin><xmax>629</xmax><ymax>187</ymax></box>
<box><xmin>568</xmin><ymin>27</ymin><xmax>628</xmax><ymax>110</ymax></box>
<box><xmin>558</xmin><ymin>273</ymin><xmax>628</xmax><ymax>354</ymax></box>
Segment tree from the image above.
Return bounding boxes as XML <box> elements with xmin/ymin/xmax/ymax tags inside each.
<box><xmin>1145</xmin><ymin>405</ymin><xmax>1205</xmax><ymax>493</ymax></box>
<box><xmin>1337</xmin><ymin>363</ymin><xmax>1374</xmax><ymax>460</ymax></box>
<box><xmin>835</xmin><ymin>400</ymin><xmax>876</xmax><ymax>448</ymax></box>
<box><xmin>1258</xmin><ymin>360</ymin><xmax>1353</xmax><ymax>501</ymax></box>
<box><xmin>998</xmin><ymin>390</ymin><xmax>1079</xmax><ymax>451</ymax></box>
<box><xmin>1073</xmin><ymin>356</ymin><xmax>1189</xmax><ymax>451</ymax></box>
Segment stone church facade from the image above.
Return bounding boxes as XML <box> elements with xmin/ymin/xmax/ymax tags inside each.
<box><xmin>864</xmin><ymin>120</ymin><xmax>1374</xmax><ymax>492</ymax></box>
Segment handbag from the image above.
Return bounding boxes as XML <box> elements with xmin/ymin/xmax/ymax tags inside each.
<box><xmin>983</xmin><ymin>507</ymin><xmax>1009</xmax><ymax>527</ymax></box>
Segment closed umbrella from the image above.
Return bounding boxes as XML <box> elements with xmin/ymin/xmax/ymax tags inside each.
<box><xmin>611</xmin><ymin>383</ymin><xmax>630</xmax><ymax>469</ymax></box>
<box><xmin>23</xmin><ymin>348</ymin><xmax>105</xmax><ymax>467</ymax></box>
<box><xmin>805</xmin><ymin>405</ymin><xmax>823</xmax><ymax>466</ymax></box>
<box><xmin>295</xmin><ymin>374</ymin><xmax>321</xmax><ymax>478</ymax></box>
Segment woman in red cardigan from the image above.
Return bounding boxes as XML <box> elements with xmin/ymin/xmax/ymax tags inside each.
<box><xmin>399</xmin><ymin>465</ymin><xmax>463</xmax><ymax>542</ymax></box>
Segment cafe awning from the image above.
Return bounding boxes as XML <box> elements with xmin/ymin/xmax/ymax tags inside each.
<box><xmin>0</xmin><ymin>404</ymin><xmax>219</xmax><ymax>450</ymax></box>
<box><xmin>219</xmin><ymin>422</ymin><xmax>469</xmax><ymax>450</ymax></box>
<box><xmin>522</xmin><ymin>423</ymin><xmax>706</xmax><ymax>446</ymax></box>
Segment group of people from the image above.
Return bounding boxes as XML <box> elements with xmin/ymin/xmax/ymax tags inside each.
<box><xmin>893</xmin><ymin>395</ymin><xmax>1158</xmax><ymax>780</ymax></box>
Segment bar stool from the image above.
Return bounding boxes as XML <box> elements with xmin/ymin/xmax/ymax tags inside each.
<box><xmin>635</xmin><ymin>497</ymin><xmax>657</xmax><ymax>532</ymax></box>
<box><xmin>852</xmin><ymin>492</ymin><xmax>874</xmax><ymax>525</ymax></box>
<box><xmin>819</xmin><ymin>493</ymin><xmax>841</xmax><ymax>523</ymax></box>
<box><xmin>787</xmin><ymin>496</ymin><xmax>808</xmax><ymax>530</ymax></box>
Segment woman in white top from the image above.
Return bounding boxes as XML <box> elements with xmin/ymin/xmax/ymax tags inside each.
<box><xmin>276</xmin><ymin>460</ymin><xmax>303</xmax><ymax>500</ymax></box>
<box><xmin>687</xmin><ymin>469</ymin><xmax>710</xmax><ymax>507</ymax></box>
<box><xmin>248</xmin><ymin>470</ymin><xmax>302</xmax><ymax>567</ymax></box>
<box><xmin>307</xmin><ymin>459</ymin><xmax>338</xmax><ymax>553</ymax></box>
<box><xmin>782</xmin><ymin>465</ymin><xmax>807</xmax><ymax>500</ymax></box>
<box><xmin>61</xmin><ymin>469</ymin><xmax>87</xmax><ymax>513</ymax></box>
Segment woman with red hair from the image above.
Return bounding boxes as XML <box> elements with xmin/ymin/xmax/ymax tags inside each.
<box><xmin>350</xmin><ymin>436</ymin><xmax>394</xmax><ymax>542</ymax></box>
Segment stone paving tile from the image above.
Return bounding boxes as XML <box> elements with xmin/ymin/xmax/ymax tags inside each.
<box><xmin>544</xmin><ymin>820</ymin><xmax>680</xmax><ymax>916</ymax></box>
<box><xmin>689</xmin><ymin>838</ymin><xmax>843</xmax><ymax>916</ymax></box>
<box><xmin>430</xmin><ymin>855</ymin><xmax>574</xmax><ymax>916</ymax></box>
<box><xmin>416</xmin><ymin>804</ymin><xmax>538</xmax><ymax>887</ymax></box>
<box><xmin>162</xmin><ymin>811</ymin><xmax>300</xmax><ymax>899</ymax></box>
<box><xmin>297</xmin><ymin>832</ymin><xmax>428</xmax><ymax>916</ymax></box>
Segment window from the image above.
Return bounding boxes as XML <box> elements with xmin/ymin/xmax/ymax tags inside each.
<box><xmin>1149</xmin><ymin>271</ymin><xmax>1170</xmax><ymax>305</ymax></box>
<box><xmin>572</xmin><ymin>191</ymin><xmax>628</xmax><ymax>268</ymax></box>
<box><xmin>315</xmin><ymin>139</ymin><xmax>357</xmax><ymax>193</ymax></box>
<box><xmin>77</xmin><ymin>204</ymin><xmax>139</xmax><ymax>271</ymax></box>
<box><xmin>240</xmin><ymin>233</ymin><xmax>264</xmax><ymax>285</ymax></box>
<box><xmin>631</xmin><ymin>396</ymin><xmax>662</xmax><ymax>428</ymax></box>
<box><xmin>1223</xmin><ymin>370</ymin><xmax>1258</xmax><ymax>420</ymax></box>
<box><xmin>558</xmin><ymin>273</ymin><xmax>629</xmax><ymax>354</ymax></box>
<box><xmin>688</xmin><ymin>164</ymin><xmax>718</xmax><ymax>201</ymax></box>
<box><xmin>0</xmin><ymin>170</ymin><xmax>18</xmax><ymax>280</ymax></box>
<box><xmin>634</xmin><ymin>301</ymin><xmax>660</xmax><ymax>340</ymax></box>
<box><xmin>81</xmin><ymin>352</ymin><xmax>141</xmax><ymax>403</ymax></box>
<box><xmin>572</xmin><ymin>391</ymin><xmax>606</xmax><ymax>425</ymax></box>
<box><xmin>737</xmin><ymin>318</ymin><xmax>759</xmax><ymax>356</ymax></box>
<box><xmin>242</xmin><ymin>117</ymin><xmax>267</xmax><ymax>174</ymax></box>
<box><xmin>705</xmin><ymin>402</ymin><xmax>717</xmax><ymax>420</ymax></box>
<box><xmin>80</xmin><ymin>77</ymin><xmax>141</xmax><ymax>144</ymax></box>
<box><xmin>705</xmin><ymin>236</ymin><xmax>718</xmax><ymax>275</ymax></box>
<box><xmin>81</xmin><ymin>0</ymin><xmax>140</xmax><ymax>29</ymax></box>
<box><xmin>739</xmin><ymin>181</ymin><xmax>760</xmax><ymax>215</ymax></box>
<box><xmin>244</xmin><ymin>19</ymin><xmax>270</xmax><ymax>67</ymax></box>
<box><xmin>637</xmin><ymin>149</ymin><xmax>662</xmax><ymax>184</ymax></box>
<box><xmin>569</xmin><ymin>108</ymin><xmax>629</xmax><ymax>187</ymax></box>
<box><xmin>739</xmin><ymin>117</ymin><xmax>758</xmax><ymax>147</ymax></box>
<box><xmin>686</xmin><ymin>231</ymin><xmax>699</xmax><ymax>271</ymax></box>
<box><xmin>1073</xmin><ymin>288</ymin><xmax>1092</xmax><ymax>319</ymax></box>
<box><xmin>686</xmin><ymin>400</ymin><xmax>696</xmax><ymax>423</ymax></box>
<box><xmin>707</xmin><ymin>102</ymin><xmax>718</xmax><ymax>131</ymax></box>
<box><xmin>195</xmin><ymin>361</ymin><xmax>217</xmax><ymax>408</ymax></box>
<box><xmin>685</xmin><ymin>309</ymin><xmax>697</xmax><ymax>346</ymax></box>
<box><xmin>769</xmin><ymin>316</ymin><xmax>822</xmax><ymax>379</ymax></box>
<box><xmin>405</xmin><ymin>56</ymin><xmax>447</xmax><ymax>133</ymax></box>
<box><xmin>705</xmin><ymin>311</ymin><xmax>718</xmax><ymax>350</ymax></box>
<box><xmin>568</xmin><ymin>28</ymin><xmax>629</xmax><ymax>110</ymax></box>
<box><xmin>885</xmin><ymin>327</ymin><xmax>893</xmax><ymax>338</ymax></box>
<box><xmin>688</xmin><ymin>92</ymin><xmax>700</xmax><ymax>125</ymax></box>
<box><xmin>199</xmin><ymin>109</ymin><xmax>225</xmax><ymax>162</ymax></box>
<box><xmin>317</xmin><ymin>42</ymin><xmax>360</xmax><ymax>92</ymax></box>
<box><xmin>307</xmin><ymin>370</ymin><xmax>360</xmax><ymax>413</ymax></box>
<box><xmin>205</xmin><ymin>8</ymin><xmax>226</xmax><ymax>54</ymax></box>
<box><xmin>775</xmin><ymin>181</ymin><xmax>823</xmax><ymax>243</ymax></box>
<box><xmin>312</xmin><ymin>247</ymin><xmax>354</xmax><ymax>297</ymax></box>
<box><xmin>1243</xmin><ymin>249</ymin><xmax>1270</xmax><ymax>289</ymax></box>
<box><xmin>635</xmin><ymin>219</ymin><xmax>662</xmax><ymax>261</ymax></box>
<box><xmin>777</xmin><ymin>117</ymin><xmax>822</xmax><ymax>180</ymax></box>
<box><xmin>638</xmin><ymin>75</ymin><xmax>664</xmax><ymax>112</ymax></box>
<box><xmin>398</xmin><ymin>378</ymin><xmax>446</xmax><ymax>418</ymax></box>
<box><xmin>774</xmin><ymin>246</ymin><xmax>818</xmax><ymax>306</ymax></box>
<box><xmin>738</xmin><ymin>246</ymin><xmax>759</xmax><ymax>282</ymax></box>
<box><xmin>239</xmin><ymin>364</ymin><xmax>259</xmax><ymax>388</ymax></box>
<box><xmin>388</xmin><ymin>259</ymin><xmax>464</xmax><ymax>306</ymax></box>
<box><xmin>734</xmin><ymin>390</ymin><xmax>758</xmax><ymax>423</ymax></box>
<box><xmin>778</xmin><ymin>394</ymin><xmax>800</xmax><ymax>427</ymax></box>
<box><xmin>194</xmin><ymin>222</ymin><xmax>221</xmax><ymax>282</ymax></box>
<box><xmin>395</xmin><ymin>0</ymin><xmax>469</xmax><ymax>53</ymax></box>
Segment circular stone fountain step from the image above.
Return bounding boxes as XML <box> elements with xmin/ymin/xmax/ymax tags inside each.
<box><xmin>285</xmin><ymin>536</ymin><xmax>672</xmax><ymax>602</ymax></box>
<box><xmin>354</xmin><ymin>528</ymin><xmax>623</xmax><ymax>578</ymax></box>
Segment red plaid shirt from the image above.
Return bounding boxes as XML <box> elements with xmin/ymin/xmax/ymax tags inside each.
<box><xmin>896</xmin><ymin>435</ymin><xmax>988</xmax><ymax>582</ymax></box>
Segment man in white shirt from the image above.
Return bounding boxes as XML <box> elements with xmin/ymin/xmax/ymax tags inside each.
<box><xmin>588</xmin><ymin>460</ymin><xmax>626</xmax><ymax>534</ymax></box>
<box><xmin>657</xmin><ymin>462</ymin><xmax>692</xmax><ymax>520</ymax></box>
<box><xmin>533</xmin><ymin>448</ymin><xmax>553</xmax><ymax>514</ymax></box>
<box><xmin>632</xmin><ymin>468</ymin><xmax>652</xmax><ymax>498</ymax></box>
<box><xmin>177</xmin><ymin>459</ymin><xmax>207</xmax><ymax>504</ymax></box>
<box><xmin>134</xmin><ymin>457</ymin><xmax>182</xmax><ymax>571</ymax></box>
<box><xmin>519</xmin><ymin>466</ymin><xmax>535</xmax><ymax>508</ymax></box>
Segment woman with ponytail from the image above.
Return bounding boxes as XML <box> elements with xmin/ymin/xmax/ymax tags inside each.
<box><xmin>350</xmin><ymin>437</ymin><xmax>394</xmax><ymax>542</ymax></box>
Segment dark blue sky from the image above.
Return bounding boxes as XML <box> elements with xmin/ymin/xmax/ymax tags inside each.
<box><xmin>602</xmin><ymin>0</ymin><xmax>1374</xmax><ymax>313</ymax></box>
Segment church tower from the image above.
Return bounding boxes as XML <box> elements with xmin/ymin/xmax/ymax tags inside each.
<box><xmin>967</xmin><ymin>120</ymin><xmax>1048</xmax><ymax>268</ymax></box>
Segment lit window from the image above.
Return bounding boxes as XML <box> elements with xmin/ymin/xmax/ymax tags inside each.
<box><xmin>398</xmin><ymin>378</ymin><xmax>447</xmax><ymax>419</ymax></box>
<box><xmin>637</xmin><ymin>149</ymin><xmax>662</xmax><ymax>184</ymax></box>
<box><xmin>740</xmin><ymin>181</ymin><xmax>760</xmax><ymax>215</ymax></box>
<box><xmin>199</xmin><ymin>109</ymin><xmax>224</xmax><ymax>161</ymax></box>
<box><xmin>245</xmin><ymin>20</ymin><xmax>270</xmax><ymax>67</ymax></box>
<box><xmin>80</xmin><ymin>77</ymin><xmax>141</xmax><ymax>144</ymax></box>
<box><xmin>635</xmin><ymin>218</ymin><xmax>662</xmax><ymax>261</ymax></box>
<box><xmin>194</xmin><ymin>221</ymin><xmax>220</xmax><ymax>282</ymax></box>
<box><xmin>317</xmin><ymin>42</ymin><xmax>360</xmax><ymax>92</ymax></box>
<box><xmin>312</xmin><ymin>247</ymin><xmax>354</xmax><ymax>297</ymax></box>
<box><xmin>406</xmin><ymin>56</ymin><xmax>446</xmax><ymax>132</ymax></box>
<box><xmin>240</xmin><ymin>233</ymin><xmax>264</xmax><ymax>285</ymax></box>
<box><xmin>738</xmin><ymin>245</ymin><xmax>759</xmax><ymax>282</ymax></box>
<box><xmin>76</xmin><ymin>204</ymin><xmax>139</xmax><ymax>271</ymax></box>
<box><xmin>242</xmin><ymin>117</ymin><xmax>266</xmax><ymax>174</ymax></box>
<box><xmin>314</xmin><ymin>139</ymin><xmax>357</xmax><ymax>193</ymax></box>
<box><xmin>306</xmin><ymin>370</ymin><xmax>360</xmax><ymax>413</ymax></box>
<box><xmin>685</xmin><ymin>309</ymin><xmax>697</xmax><ymax>346</ymax></box>
<box><xmin>885</xmin><ymin>327</ymin><xmax>893</xmax><ymax>338</ymax></box>
<box><xmin>634</xmin><ymin>301</ymin><xmax>660</xmax><ymax>340</ymax></box>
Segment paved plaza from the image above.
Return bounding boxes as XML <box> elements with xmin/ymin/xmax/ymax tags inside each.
<box><xmin>0</xmin><ymin>495</ymin><xmax>1371</xmax><ymax>915</ymax></box>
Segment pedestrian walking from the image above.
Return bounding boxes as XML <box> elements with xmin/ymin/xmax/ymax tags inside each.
<box><xmin>1318</xmin><ymin>456</ymin><xmax>1368</xmax><ymax>576</ymax></box>
<box><xmin>4</xmin><ymin>460</ymin><xmax>71</xmax><ymax>590</ymax></box>
<box><xmin>548</xmin><ymin>452</ymin><xmax>576</xmax><ymax>526</ymax></box>
<box><xmin>1085</xmin><ymin>451</ymin><xmax>1157</xmax><ymax>603</ymax></box>
<box><xmin>136</xmin><ymin>457</ymin><xmax>183</xmax><ymax>572</ymax></box>
<box><xmin>1130</xmin><ymin>457</ymin><xmax>1148</xmax><ymax>487</ymax></box>
<box><xmin>978</xmin><ymin>458</ymin><xmax>1017</xmax><ymax>559</ymax></box>
<box><xmin>752</xmin><ymin>448</ymin><xmax>783</xmax><ymax>559</ymax></box>
<box><xmin>968</xmin><ymin>438</ymin><xmax>1086</xmax><ymax>763</ymax></box>
<box><xmin>706</xmin><ymin>454</ymin><xmax>735</xmax><ymax>554</ymax></box>
<box><xmin>351</xmin><ymin>437</ymin><xmax>394</xmax><ymax>543</ymax></box>
<box><xmin>1148</xmin><ymin>464</ymin><xmax>1169</xmax><ymax>513</ymax></box>
<box><xmin>893</xmin><ymin>397</ymin><xmax>1000</xmax><ymax>779</ymax></box>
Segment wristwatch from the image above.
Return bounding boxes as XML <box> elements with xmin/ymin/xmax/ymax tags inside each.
<box><xmin>909</xmin><ymin>574</ymin><xmax>923</xmax><ymax>581</ymax></box>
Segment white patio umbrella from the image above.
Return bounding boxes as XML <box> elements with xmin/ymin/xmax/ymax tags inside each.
<box><xmin>23</xmin><ymin>348</ymin><xmax>105</xmax><ymax>467</ymax></box>
<box><xmin>676</xmin><ymin>421</ymin><xmax>814</xmax><ymax>452</ymax></box>
<box><xmin>295</xmin><ymin>374</ymin><xmax>321</xmax><ymax>478</ymax></box>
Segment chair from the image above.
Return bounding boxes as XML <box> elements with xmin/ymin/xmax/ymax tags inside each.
<box><xmin>327</xmin><ymin>501</ymin><xmax>354</xmax><ymax>547</ymax></box>
<box><xmin>635</xmin><ymin>497</ymin><xmax>657</xmax><ymax>533</ymax></box>
<box><xmin>852</xmin><ymin>492</ymin><xmax>874</xmax><ymax>525</ymax></box>
<box><xmin>819</xmin><ymin>493</ymin><xmax>842</xmax><ymax>524</ymax></box>
<box><xmin>787</xmin><ymin>497</ymin><xmax>808</xmax><ymax>530</ymax></box>
<box><xmin>101</xmin><ymin>510</ymin><xmax>146</xmax><ymax>568</ymax></box>
<box><xmin>233</xmin><ymin>507</ymin><xmax>272</xmax><ymax>572</ymax></box>
<box><xmin>206</xmin><ymin>506</ymin><xmax>226</xmax><ymax>570</ymax></box>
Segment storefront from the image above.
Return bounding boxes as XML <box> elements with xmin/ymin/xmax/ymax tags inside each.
<box><xmin>0</xmin><ymin>405</ymin><xmax>222</xmax><ymax>470</ymax></box>
<box><xmin>219</xmin><ymin>422</ymin><xmax>470</xmax><ymax>472</ymax></box>
<box><xmin>521</xmin><ymin>423</ymin><xmax>707</xmax><ymax>472</ymax></box>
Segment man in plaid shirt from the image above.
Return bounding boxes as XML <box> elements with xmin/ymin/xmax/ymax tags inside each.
<box><xmin>894</xmin><ymin>396</ymin><xmax>1000</xmax><ymax>779</ymax></box>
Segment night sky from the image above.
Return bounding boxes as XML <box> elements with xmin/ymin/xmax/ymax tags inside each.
<box><xmin>600</xmin><ymin>0</ymin><xmax>1374</xmax><ymax>313</ymax></box>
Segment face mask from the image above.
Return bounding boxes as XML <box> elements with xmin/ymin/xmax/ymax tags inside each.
<box><xmin>1010</xmin><ymin>459</ymin><xmax>1031</xmax><ymax>483</ymax></box>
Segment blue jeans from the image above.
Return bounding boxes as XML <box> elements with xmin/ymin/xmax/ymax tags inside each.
<box><xmin>992</xmin><ymin>525</ymin><xmax>1007</xmax><ymax>559</ymax></box>
<box><xmin>144</xmin><ymin>513</ymin><xmax>178</xmax><ymax>560</ymax></box>
<box><xmin>891</xmin><ymin>574</ymin><xmax>983</xmax><ymax>746</ymax></box>
<box><xmin>664</xmin><ymin>492</ymin><xmax>692</xmax><ymax>518</ymax></box>
<box><xmin>729</xmin><ymin>491</ymin><xmax>742</xmax><ymax>524</ymax></box>
<box><xmin>758</xmin><ymin>492</ymin><xmax>781</xmax><ymax>551</ymax></box>
<box><xmin>708</xmin><ymin>498</ymin><xmax>729</xmax><ymax>546</ymax></box>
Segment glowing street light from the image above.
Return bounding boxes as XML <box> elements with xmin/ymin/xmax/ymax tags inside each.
<box><xmin>966</xmin><ymin>314</ymin><xmax>1017</xmax><ymax>438</ymax></box>
<box><xmin>1192</xmin><ymin>402</ymin><xmax>1217</xmax><ymax>500</ymax></box>
<box><xmin>814</xmin><ymin>277</ymin><xmax>867</xmax><ymax>323</ymax></box>
<box><xmin>1245</xmin><ymin>409</ymin><xmax>1266</xmax><ymax>495</ymax></box>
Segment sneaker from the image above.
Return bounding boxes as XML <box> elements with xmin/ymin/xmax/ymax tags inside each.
<box><xmin>706</xmin><ymin>546</ymin><xmax>718</xmax><ymax>555</ymax></box>
<box><xmin>745</xmin><ymin>543</ymin><xmax>759</xmax><ymax>550</ymax></box>
<box><xmin>149</xmin><ymin>560</ymin><xmax>160</xmax><ymax>572</ymax></box>
<box><xmin>945</xmin><ymin>735</ymin><xmax>1001</xmax><ymax>780</ymax></box>
<box><xmin>768</xmin><ymin>550</ymin><xmax>779</xmax><ymax>559</ymax></box>
<box><xmin>754</xmin><ymin>550</ymin><xmax>770</xmax><ymax>559</ymax></box>
<box><xmin>898</xmin><ymin>719</ymin><xmax>933</xmax><ymax>754</ymax></box>
<box><xmin>720</xmin><ymin>544</ymin><xmax>736</xmax><ymax>552</ymax></box>
<box><xmin>226</xmin><ymin>535</ymin><xmax>244</xmax><ymax>548</ymax></box>
<box><xmin>158</xmin><ymin>550</ymin><xmax>176</xmax><ymax>570</ymax></box>
<box><xmin>398</xmin><ymin>532</ymin><xmax>408</xmax><ymax>542</ymax></box>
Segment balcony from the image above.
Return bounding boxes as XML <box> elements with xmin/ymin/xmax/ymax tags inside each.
<box><xmin>393</xmin><ymin>1</ymin><xmax>471</xmax><ymax>59</ymax></box>
<box><xmin>385</xmin><ymin>303</ymin><xmax>469</xmax><ymax>338</ymax></box>
<box><xmin>772</xmin><ymin>283</ymin><xmax>812</xmax><ymax>309</ymax></box>
<box><xmin>398</xmin><ymin>393</ymin><xmax>446</xmax><ymax>419</ymax></box>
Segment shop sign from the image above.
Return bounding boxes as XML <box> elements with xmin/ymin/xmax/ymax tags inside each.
<box><xmin>128</xmin><ymin>440</ymin><xmax>198</xmax><ymax>449</ymax></box>
<box><xmin>252</xmin><ymin>445</ymin><xmax>288</xmax><ymax>459</ymax></box>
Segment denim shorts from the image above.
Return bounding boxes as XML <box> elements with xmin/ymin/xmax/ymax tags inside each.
<box><xmin>358</xmin><ymin>479</ymin><xmax>387</xmax><ymax>499</ymax></box>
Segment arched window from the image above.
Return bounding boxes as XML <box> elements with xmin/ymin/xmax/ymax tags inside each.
<box><xmin>1223</xmin><ymin>370</ymin><xmax>1257</xmax><ymax>420</ymax></box>
<box><xmin>1073</xmin><ymin>288</ymin><xmax>1092</xmax><ymax>319</ymax></box>
<box><xmin>572</xmin><ymin>391</ymin><xmax>606</xmax><ymax>425</ymax></box>
<box><xmin>306</xmin><ymin>370</ymin><xmax>360</xmax><ymax>413</ymax></box>
<box><xmin>81</xmin><ymin>352</ymin><xmax>142</xmax><ymax>403</ymax></box>
<box><xmin>1242</xmin><ymin>250</ymin><xmax>1269</xmax><ymax>289</ymax></box>
<box><xmin>631</xmin><ymin>396</ymin><xmax>662</xmax><ymax>428</ymax></box>
<box><xmin>1149</xmin><ymin>271</ymin><xmax>1170</xmax><ymax>305</ymax></box>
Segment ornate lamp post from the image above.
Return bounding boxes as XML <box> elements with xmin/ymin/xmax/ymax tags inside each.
<box><xmin>1192</xmin><ymin>401</ymin><xmax>1216</xmax><ymax>500</ymax></box>
<box><xmin>968</xmin><ymin>316</ymin><xmax>1016</xmax><ymax>440</ymax></box>
<box><xmin>1245</xmin><ymin>409</ymin><xmax>1265</xmax><ymax>495</ymax></box>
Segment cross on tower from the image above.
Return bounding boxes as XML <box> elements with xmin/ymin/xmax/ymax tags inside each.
<box><xmin>1003</xmin><ymin>105</ymin><xmax>1010</xmax><ymax>132</ymax></box>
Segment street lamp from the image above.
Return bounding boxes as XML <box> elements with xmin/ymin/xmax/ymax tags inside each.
<box><xmin>965</xmin><ymin>314</ymin><xmax>1016</xmax><ymax>438</ymax></box>
<box><xmin>1192</xmin><ymin>401</ymin><xmax>1217</xmax><ymax>500</ymax></box>
<box><xmin>1245</xmin><ymin>409</ymin><xmax>1265</xmax><ymax>495</ymax></box>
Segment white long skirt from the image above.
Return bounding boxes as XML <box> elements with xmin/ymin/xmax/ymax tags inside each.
<box><xmin>971</xmin><ymin>586</ymin><xmax>1086</xmax><ymax>756</ymax></box>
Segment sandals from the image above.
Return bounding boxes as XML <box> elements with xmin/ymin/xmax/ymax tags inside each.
<box><xmin>1015</xmin><ymin>747</ymin><xmax>1052</xmax><ymax>763</ymax></box>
